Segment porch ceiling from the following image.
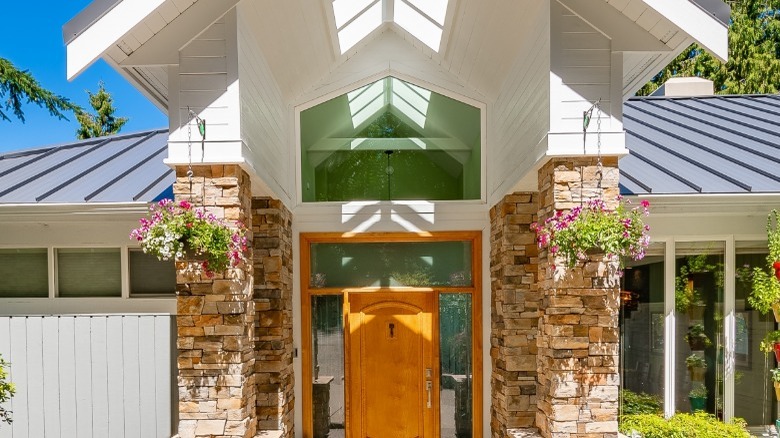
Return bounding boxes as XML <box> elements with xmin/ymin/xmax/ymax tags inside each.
<box><xmin>66</xmin><ymin>0</ymin><xmax>728</xmax><ymax>109</ymax></box>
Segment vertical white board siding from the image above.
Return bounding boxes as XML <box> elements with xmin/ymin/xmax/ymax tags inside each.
<box><xmin>489</xmin><ymin>1</ymin><xmax>550</xmax><ymax>200</ymax></box>
<box><xmin>8</xmin><ymin>319</ymin><xmax>27</xmax><ymax>438</ymax></box>
<box><xmin>236</xmin><ymin>8</ymin><xmax>292</xmax><ymax>204</ymax></box>
<box><xmin>41</xmin><ymin>318</ymin><xmax>60</xmax><ymax>438</ymax></box>
<box><xmin>121</xmin><ymin>317</ymin><xmax>141</xmax><ymax>438</ymax></box>
<box><xmin>0</xmin><ymin>315</ymin><xmax>175</xmax><ymax>438</ymax></box>
<box><xmin>550</xmin><ymin>1</ymin><xmax>616</xmax><ymax>134</ymax></box>
<box><xmin>172</xmin><ymin>16</ymin><xmax>240</xmax><ymax>144</ymax></box>
<box><xmin>23</xmin><ymin>319</ymin><xmax>43</xmax><ymax>438</ymax></box>
<box><xmin>58</xmin><ymin>318</ymin><xmax>78</xmax><ymax>438</ymax></box>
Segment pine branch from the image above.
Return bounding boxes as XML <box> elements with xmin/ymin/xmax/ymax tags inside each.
<box><xmin>0</xmin><ymin>57</ymin><xmax>81</xmax><ymax>123</ymax></box>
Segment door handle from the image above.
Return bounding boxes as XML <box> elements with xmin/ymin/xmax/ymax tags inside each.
<box><xmin>426</xmin><ymin>381</ymin><xmax>432</xmax><ymax>408</ymax></box>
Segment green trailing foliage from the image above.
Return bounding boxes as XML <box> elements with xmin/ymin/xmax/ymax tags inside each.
<box><xmin>747</xmin><ymin>210</ymin><xmax>780</xmax><ymax>314</ymax></box>
<box><xmin>620</xmin><ymin>390</ymin><xmax>662</xmax><ymax>416</ymax></box>
<box><xmin>638</xmin><ymin>0</ymin><xmax>780</xmax><ymax>95</ymax></box>
<box><xmin>75</xmin><ymin>82</ymin><xmax>128</xmax><ymax>139</ymax></box>
<box><xmin>620</xmin><ymin>413</ymin><xmax>750</xmax><ymax>438</ymax></box>
<box><xmin>759</xmin><ymin>329</ymin><xmax>780</xmax><ymax>354</ymax></box>
<box><xmin>0</xmin><ymin>57</ymin><xmax>79</xmax><ymax>123</ymax></box>
<box><xmin>0</xmin><ymin>354</ymin><xmax>14</xmax><ymax>425</ymax></box>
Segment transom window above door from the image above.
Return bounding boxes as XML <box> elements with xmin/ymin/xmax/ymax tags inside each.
<box><xmin>300</xmin><ymin>77</ymin><xmax>481</xmax><ymax>202</ymax></box>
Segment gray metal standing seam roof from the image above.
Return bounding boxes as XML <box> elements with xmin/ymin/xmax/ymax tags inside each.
<box><xmin>0</xmin><ymin>129</ymin><xmax>173</xmax><ymax>204</ymax></box>
<box><xmin>620</xmin><ymin>94</ymin><xmax>780</xmax><ymax>196</ymax></box>
<box><xmin>1</xmin><ymin>95</ymin><xmax>779</xmax><ymax>204</ymax></box>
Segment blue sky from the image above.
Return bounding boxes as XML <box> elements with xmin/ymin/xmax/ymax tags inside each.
<box><xmin>0</xmin><ymin>0</ymin><xmax>167</xmax><ymax>153</ymax></box>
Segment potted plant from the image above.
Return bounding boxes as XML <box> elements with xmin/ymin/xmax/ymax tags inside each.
<box><xmin>674</xmin><ymin>254</ymin><xmax>719</xmax><ymax>315</ymax></box>
<box><xmin>748</xmin><ymin>210</ymin><xmax>780</xmax><ymax>321</ymax></box>
<box><xmin>685</xmin><ymin>324</ymin><xmax>712</xmax><ymax>351</ymax></box>
<box><xmin>686</xmin><ymin>354</ymin><xmax>707</xmax><ymax>381</ymax></box>
<box><xmin>760</xmin><ymin>330</ymin><xmax>780</xmax><ymax>362</ymax></box>
<box><xmin>771</xmin><ymin>368</ymin><xmax>780</xmax><ymax>401</ymax></box>
<box><xmin>130</xmin><ymin>199</ymin><xmax>248</xmax><ymax>277</ymax></box>
<box><xmin>689</xmin><ymin>383</ymin><xmax>707</xmax><ymax>412</ymax></box>
<box><xmin>531</xmin><ymin>197</ymin><xmax>650</xmax><ymax>268</ymax></box>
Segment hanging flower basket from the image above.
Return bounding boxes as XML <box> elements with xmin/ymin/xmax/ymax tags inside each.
<box><xmin>531</xmin><ymin>197</ymin><xmax>650</xmax><ymax>269</ymax></box>
<box><xmin>130</xmin><ymin>199</ymin><xmax>248</xmax><ymax>277</ymax></box>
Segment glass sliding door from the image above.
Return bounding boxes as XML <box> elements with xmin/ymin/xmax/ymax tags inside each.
<box><xmin>620</xmin><ymin>243</ymin><xmax>666</xmax><ymax>414</ymax></box>
<box><xmin>735</xmin><ymin>241</ymin><xmax>776</xmax><ymax>428</ymax></box>
<box><xmin>675</xmin><ymin>242</ymin><xmax>724</xmax><ymax>416</ymax></box>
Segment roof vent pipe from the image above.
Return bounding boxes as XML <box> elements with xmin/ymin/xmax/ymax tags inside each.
<box><xmin>652</xmin><ymin>77</ymin><xmax>714</xmax><ymax>97</ymax></box>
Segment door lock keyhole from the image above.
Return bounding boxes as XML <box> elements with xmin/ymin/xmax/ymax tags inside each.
<box><xmin>389</xmin><ymin>323</ymin><xmax>395</xmax><ymax>338</ymax></box>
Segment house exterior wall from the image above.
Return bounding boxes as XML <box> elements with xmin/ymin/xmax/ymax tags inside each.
<box><xmin>0</xmin><ymin>315</ymin><xmax>175</xmax><ymax>438</ymax></box>
<box><xmin>236</xmin><ymin>9</ymin><xmax>293</xmax><ymax>206</ymax></box>
<box><xmin>489</xmin><ymin>193</ymin><xmax>540</xmax><ymax>434</ymax></box>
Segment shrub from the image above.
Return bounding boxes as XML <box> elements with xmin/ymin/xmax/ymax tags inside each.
<box><xmin>620</xmin><ymin>390</ymin><xmax>662</xmax><ymax>415</ymax></box>
<box><xmin>619</xmin><ymin>412</ymin><xmax>750</xmax><ymax>438</ymax></box>
<box><xmin>0</xmin><ymin>354</ymin><xmax>14</xmax><ymax>424</ymax></box>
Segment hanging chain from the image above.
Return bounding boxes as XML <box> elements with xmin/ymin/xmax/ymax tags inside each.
<box><xmin>186</xmin><ymin>106</ymin><xmax>194</xmax><ymax>197</ymax></box>
<box><xmin>596</xmin><ymin>102</ymin><xmax>603</xmax><ymax>191</ymax></box>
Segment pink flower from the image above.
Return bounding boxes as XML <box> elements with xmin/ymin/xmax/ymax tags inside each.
<box><xmin>179</xmin><ymin>200</ymin><xmax>192</xmax><ymax>210</ymax></box>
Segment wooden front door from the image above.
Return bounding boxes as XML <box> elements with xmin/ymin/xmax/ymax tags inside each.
<box><xmin>347</xmin><ymin>292</ymin><xmax>436</xmax><ymax>438</ymax></box>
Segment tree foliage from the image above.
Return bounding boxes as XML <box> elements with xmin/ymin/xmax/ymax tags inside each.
<box><xmin>0</xmin><ymin>57</ymin><xmax>79</xmax><ymax>122</ymax></box>
<box><xmin>76</xmin><ymin>82</ymin><xmax>128</xmax><ymax>139</ymax></box>
<box><xmin>638</xmin><ymin>0</ymin><xmax>780</xmax><ymax>95</ymax></box>
<box><xmin>0</xmin><ymin>354</ymin><xmax>14</xmax><ymax>425</ymax></box>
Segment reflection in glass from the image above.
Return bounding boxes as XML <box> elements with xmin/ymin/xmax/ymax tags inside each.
<box><xmin>311</xmin><ymin>295</ymin><xmax>345</xmax><ymax>437</ymax></box>
<box><xmin>675</xmin><ymin>242</ymin><xmax>724</xmax><ymax>416</ymax></box>
<box><xmin>57</xmin><ymin>248</ymin><xmax>121</xmax><ymax>297</ymax></box>
<box><xmin>439</xmin><ymin>293</ymin><xmax>472</xmax><ymax>438</ymax></box>
<box><xmin>300</xmin><ymin>77</ymin><xmax>481</xmax><ymax>202</ymax></box>
<box><xmin>310</xmin><ymin>241</ymin><xmax>472</xmax><ymax>288</ymax></box>
<box><xmin>620</xmin><ymin>242</ymin><xmax>665</xmax><ymax>414</ymax></box>
<box><xmin>735</xmin><ymin>241</ymin><xmax>776</xmax><ymax>428</ymax></box>
<box><xmin>0</xmin><ymin>248</ymin><xmax>48</xmax><ymax>298</ymax></box>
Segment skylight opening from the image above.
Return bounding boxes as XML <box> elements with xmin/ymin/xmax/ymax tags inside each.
<box><xmin>393</xmin><ymin>0</ymin><xmax>446</xmax><ymax>51</ymax></box>
<box><xmin>348</xmin><ymin>81</ymin><xmax>387</xmax><ymax>128</ymax></box>
<box><xmin>331</xmin><ymin>0</ymin><xmax>449</xmax><ymax>54</ymax></box>
<box><xmin>334</xmin><ymin>0</ymin><xmax>383</xmax><ymax>54</ymax></box>
<box><xmin>390</xmin><ymin>78</ymin><xmax>430</xmax><ymax>129</ymax></box>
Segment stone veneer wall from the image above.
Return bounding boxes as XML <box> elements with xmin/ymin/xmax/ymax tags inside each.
<box><xmin>252</xmin><ymin>198</ymin><xmax>294</xmax><ymax>436</ymax></box>
<box><xmin>535</xmin><ymin>157</ymin><xmax>621</xmax><ymax>438</ymax></box>
<box><xmin>175</xmin><ymin>165</ymin><xmax>258</xmax><ymax>438</ymax></box>
<box><xmin>489</xmin><ymin>193</ymin><xmax>540</xmax><ymax>436</ymax></box>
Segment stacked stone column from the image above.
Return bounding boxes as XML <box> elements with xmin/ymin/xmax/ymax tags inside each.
<box><xmin>175</xmin><ymin>165</ymin><xmax>257</xmax><ymax>438</ymax></box>
<box><xmin>535</xmin><ymin>157</ymin><xmax>621</xmax><ymax>438</ymax></box>
<box><xmin>490</xmin><ymin>193</ymin><xmax>541</xmax><ymax>436</ymax></box>
<box><xmin>252</xmin><ymin>198</ymin><xmax>294</xmax><ymax>436</ymax></box>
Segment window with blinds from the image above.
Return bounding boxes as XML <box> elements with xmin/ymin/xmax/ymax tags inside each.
<box><xmin>0</xmin><ymin>248</ymin><xmax>48</xmax><ymax>298</ymax></box>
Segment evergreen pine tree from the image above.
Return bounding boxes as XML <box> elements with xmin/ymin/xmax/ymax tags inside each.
<box><xmin>0</xmin><ymin>57</ymin><xmax>79</xmax><ymax>122</ymax></box>
<box><xmin>76</xmin><ymin>82</ymin><xmax>129</xmax><ymax>139</ymax></box>
<box><xmin>639</xmin><ymin>0</ymin><xmax>780</xmax><ymax>95</ymax></box>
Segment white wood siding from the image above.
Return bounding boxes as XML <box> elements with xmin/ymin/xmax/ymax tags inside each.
<box><xmin>488</xmin><ymin>1</ymin><xmax>550</xmax><ymax>202</ymax></box>
<box><xmin>171</xmin><ymin>16</ymin><xmax>240</xmax><ymax>144</ymax></box>
<box><xmin>550</xmin><ymin>0</ymin><xmax>617</xmax><ymax>134</ymax></box>
<box><xmin>0</xmin><ymin>315</ymin><xmax>175</xmax><ymax>438</ymax></box>
<box><xmin>236</xmin><ymin>7</ymin><xmax>292</xmax><ymax>204</ymax></box>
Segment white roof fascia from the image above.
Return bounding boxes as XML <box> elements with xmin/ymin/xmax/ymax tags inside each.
<box><xmin>66</xmin><ymin>0</ymin><xmax>166</xmax><ymax>79</ymax></box>
<box><xmin>0</xmin><ymin>202</ymin><xmax>152</xmax><ymax>222</ymax></box>
<box><xmin>643</xmin><ymin>0</ymin><xmax>728</xmax><ymax>61</ymax></box>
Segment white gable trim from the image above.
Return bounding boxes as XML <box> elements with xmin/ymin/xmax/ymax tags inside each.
<box><xmin>642</xmin><ymin>0</ymin><xmax>728</xmax><ymax>61</ymax></box>
<box><xmin>66</xmin><ymin>0</ymin><xmax>166</xmax><ymax>79</ymax></box>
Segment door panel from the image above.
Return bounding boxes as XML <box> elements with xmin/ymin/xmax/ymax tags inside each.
<box><xmin>348</xmin><ymin>292</ymin><xmax>435</xmax><ymax>438</ymax></box>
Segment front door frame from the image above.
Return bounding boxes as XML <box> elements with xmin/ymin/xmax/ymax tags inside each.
<box><xmin>300</xmin><ymin>231</ymin><xmax>483</xmax><ymax>438</ymax></box>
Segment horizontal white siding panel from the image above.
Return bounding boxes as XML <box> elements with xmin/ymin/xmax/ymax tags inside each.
<box><xmin>489</xmin><ymin>1</ymin><xmax>550</xmax><ymax>200</ymax></box>
<box><xmin>171</xmin><ymin>16</ymin><xmax>240</xmax><ymax>148</ymax></box>
<box><xmin>237</xmin><ymin>8</ymin><xmax>291</xmax><ymax>204</ymax></box>
<box><xmin>0</xmin><ymin>316</ymin><xmax>174</xmax><ymax>438</ymax></box>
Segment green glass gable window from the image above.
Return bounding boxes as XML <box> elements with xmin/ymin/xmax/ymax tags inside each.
<box><xmin>301</xmin><ymin>77</ymin><xmax>481</xmax><ymax>202</ymax></box>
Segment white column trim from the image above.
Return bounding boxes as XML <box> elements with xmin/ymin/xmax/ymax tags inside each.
<box><xmin>664</xmin><ymin>238</ymin><xmax>676</xmax><ymax>418</ymax></box>
<box><xmin>723</xmin><ymin>236</ymin><xmax>735</xmax><ymax>421</ymax></box>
